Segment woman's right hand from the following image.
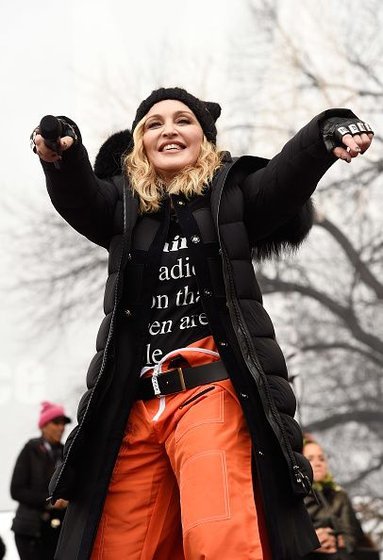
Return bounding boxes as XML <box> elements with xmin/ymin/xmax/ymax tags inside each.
<box><xmin>33</xmin><ymin>133</ymin><xmax>75</xmax><ymax>163</ymax></box>
<box><xmin>315</xmin><ymin>527</ymin><xmax>337</xmax><ymax>553</ymax></box>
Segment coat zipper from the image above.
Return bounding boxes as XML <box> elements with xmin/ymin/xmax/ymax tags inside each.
<box><xmin>214</xmin><ymin>161</ymin><xmax>310</xmax><ymax>495</ymax></box>
<box><xmin>50</xmin><ymin>178</ymin><xmax>132</xmax><ymax>500</ymax></box>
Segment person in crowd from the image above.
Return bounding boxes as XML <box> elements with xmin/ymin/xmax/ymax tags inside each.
<box><xmin>303</xmin><ymin>438</ymin><xmax>378</xmax><ymax>559</ymax></box>
<box><xmin>31</xmin><ymin>87</ymin><xmax>373</xmax><ymax>559</ymax></box>
<box><xmin>10</xmin><ymin>401</ymin><xmax>71</xmax><ymax>560</ymax></box>
<box><xmin>0</xmin><ymin>535</ymin><xmax>5</xmax><ymax>559</ymax></box>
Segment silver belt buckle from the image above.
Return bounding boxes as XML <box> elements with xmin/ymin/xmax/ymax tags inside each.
<box><xmin>151</xmin><ymin>374</ymin><xmax>161</xmax><ymax>397</ymax></box>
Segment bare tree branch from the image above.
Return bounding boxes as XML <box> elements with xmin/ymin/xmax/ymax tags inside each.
<box><xmin>314</xmin><ymin>215</ymin><xmax>383</xmax><ymax>299</ymax></box>
<box><xmin>299</xmin><ymin>343</ymin><xmax>383</xmax><ymax>368</ymax></box>
<box><xmin>259</xmin><ymin>274</ymin><xmax>383</xmax><ymax>356</ymax></box>
<box><xmin>305</xmin><ymin>411</ymin><xmax>383</xmax><ymax>432</ymax></box>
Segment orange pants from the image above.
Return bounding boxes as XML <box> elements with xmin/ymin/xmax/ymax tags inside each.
<box><xmin>91</xmin><ymin>346</ymin><xmax>271</xmax><ymax>559</ymax></box>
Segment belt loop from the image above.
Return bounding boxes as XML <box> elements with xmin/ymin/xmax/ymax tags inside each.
<box><xmin>177</xmin><ymin>368</ymin><xmax>186</xmax><ymax>391</ymax></box>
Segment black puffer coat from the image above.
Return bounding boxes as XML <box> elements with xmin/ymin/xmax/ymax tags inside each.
<box><xmin>41</xmin><ymin>109</ymin><xmax>355</xmax><ymax>559</ymax></box>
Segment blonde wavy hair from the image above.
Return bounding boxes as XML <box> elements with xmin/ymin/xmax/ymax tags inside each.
<box><xmin>123</xmin><ymin>117</ymin><xmax>223</xmax><ymax>213</ymax></box>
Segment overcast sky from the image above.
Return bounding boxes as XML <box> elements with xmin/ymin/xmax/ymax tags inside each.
<box><xmin>0</xmin><ymin>0</ymin><xmax>241</xmax><ymax>180</ymax></box>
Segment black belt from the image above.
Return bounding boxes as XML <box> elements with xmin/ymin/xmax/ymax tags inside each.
<box><xmin>137</xmin><ymin>360</ymin><xmax>229</xmax><ymax>400</ymax></box>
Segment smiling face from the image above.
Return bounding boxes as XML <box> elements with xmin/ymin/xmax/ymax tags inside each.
<box><xmin>142</xmin><ymin>99</ymin><xmax>204</xmax><ymax>182</ymax></box>
<box><xmin>303</xmin><ymin>442</ymin><xmax>329</xmax><ymax>482</ymax></box>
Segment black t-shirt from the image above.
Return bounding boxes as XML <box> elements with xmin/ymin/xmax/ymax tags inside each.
<box><xmin>143</xmin><ymin>218</ymin><xmax>211</xmax><ymax>368</ymax></box>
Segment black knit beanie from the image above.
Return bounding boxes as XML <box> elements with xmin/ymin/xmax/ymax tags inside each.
<box><xmin>131</xmin><ymin>87</ymin><xmax>221</xmax><ymax>144</ymax></box>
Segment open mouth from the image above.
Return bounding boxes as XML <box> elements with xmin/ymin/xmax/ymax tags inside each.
<box><xmin>160</xmin><ymin>143</ymin><xmax>186</xmax><ymax>152</ymax></box>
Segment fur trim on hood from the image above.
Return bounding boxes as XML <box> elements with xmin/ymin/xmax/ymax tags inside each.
<box><xmin>94</xmin><ymin>129</ymin><xmax>132</xmax><ymax>179</ymax></box>
<box><xmin>252</xmin><ymin>200</ymin><xmax>314</xmax><ymax>260</ymax></box>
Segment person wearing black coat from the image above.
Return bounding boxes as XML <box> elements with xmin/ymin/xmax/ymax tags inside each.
<box><xmin>303</xmin><ymin>439</ymin><xmax>379</xmax><ymax>560</ymax></box>
<box><xmin>10</xmin><ymin>401</ymin><xmax>71</xmax><ymax>560</ymax></box>
<box><xmin>32</xmin><ymin>87</ymin><xmax>374</xmax><ymax>559</ymax></box>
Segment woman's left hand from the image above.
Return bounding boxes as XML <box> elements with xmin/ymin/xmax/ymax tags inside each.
<box><xmin>333</xmin><ymin>130</ymin><xmax>374</xmax><ymax>163</ymax></box>
<box><xmin>321</xmin><ymin>114</ymin><xmax>374</xmax><ymax>163</ymax></box>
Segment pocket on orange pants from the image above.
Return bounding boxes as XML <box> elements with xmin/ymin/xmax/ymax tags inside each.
<box><xmin>175</xmin><ymin>385</ymin><xmax>224</xmax><ymax>443</ymax></box>
<box><xmin>180</xmin><ymin>449</ymin><xmax>230</xmax><ymax>534</ymax></box>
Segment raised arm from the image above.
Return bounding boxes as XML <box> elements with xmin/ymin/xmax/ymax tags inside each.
<box><xmin>32</xmin><ymin>117</ymin><xmax>122</xmax><ymax>248</ymax></box>
<box><xmin>240</xmin><ymin>108</ymin><xmax>374</xmax><ymax>245</ymax></box>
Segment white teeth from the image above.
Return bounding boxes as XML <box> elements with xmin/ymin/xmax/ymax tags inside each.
<box><xmin>163</xmin><ymin>144</ymin><xmax>181</xmax><ymax>151</ymax></box>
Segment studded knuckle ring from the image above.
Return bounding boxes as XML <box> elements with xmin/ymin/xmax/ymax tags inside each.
<box><xmin>335</xmin><ymin>120</ymin><xmax>374</xmax><ymax>142</ymax></box>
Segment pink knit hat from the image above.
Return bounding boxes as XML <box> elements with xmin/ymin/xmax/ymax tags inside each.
<box><xmin>38</xmin><ymin>401</ymin><xmax>71</xmax><ymax>429</ymax></box>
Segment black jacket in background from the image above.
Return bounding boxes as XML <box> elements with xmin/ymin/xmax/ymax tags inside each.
<box><xmin>10</xmin><ymin>437</ymin><xmax>64</xmax><ymax>537</ymax></box>
<box><xmin>304</xmin><ymin>486</ymin><xmax>378</xmax><ymax>559</ymax></box>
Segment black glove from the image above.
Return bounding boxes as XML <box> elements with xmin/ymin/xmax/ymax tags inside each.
<box><xmin>321</xmin><ymin>116</ymin><xmax>374</xmax><ymax>153</ymax></box>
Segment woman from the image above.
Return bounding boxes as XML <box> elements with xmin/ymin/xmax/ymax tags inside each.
<box><xmin>303</xmin><ymin>439</ymin><xmax>377</xmax><ymax>559</ymax></box>
<box><xmin>32</xmin><ymin>87</ymin><xmax>373</xmax><ymax>559</ymax></box>
<box><xmin>10</xmin><ymin>401</ymin><xmax>71</xmax><ymax>560</ymax></box>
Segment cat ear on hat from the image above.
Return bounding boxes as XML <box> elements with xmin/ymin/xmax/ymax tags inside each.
<box><xmin>94</xmin><ymin>129</ymin><xmax>133</xmax><ymax>178</ymax></box>
<box><xmin>205</xmin><ymin>101</ymin><xmax>221</xmax><ymax>122</ymax></box>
